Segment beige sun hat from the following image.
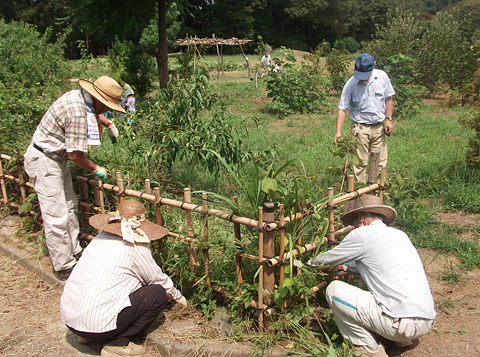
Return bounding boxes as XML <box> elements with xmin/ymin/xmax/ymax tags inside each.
<box><xmin>79</xmin><ymin>76</ymin><xmax>126</xmax><ymax>114</ymax></box>
<box><xmin>89</xmin><ymin>200</ymin><xmax>168</xmax><ymax>242</ymax></box>
<box><xmin>340</xmin><ymin>195</ymin><xmax>397</xmax><ymax>226</ymax></box>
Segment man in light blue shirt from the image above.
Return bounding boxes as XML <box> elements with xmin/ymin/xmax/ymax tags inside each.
<box><xmin>334</xmin><ymin>53</ymin><xmax>395</xmax><ymax>183</ymax></box>
<box><xmin>311</xmin><ymin>195</ymin><xmax>435</xmax><ymax>357</ymax></box>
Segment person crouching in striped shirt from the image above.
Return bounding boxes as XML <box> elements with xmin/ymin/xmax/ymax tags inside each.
<box><xmin>60</xmin><ymin>200</ymin><xmax>187</xmax><ymax>357</ymax></box>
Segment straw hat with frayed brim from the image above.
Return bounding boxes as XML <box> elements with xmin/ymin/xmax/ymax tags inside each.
<box><xmin>79</xmin><ymin>76</ymin><xmax>126</xmax><ymax>114</ymax></box>
<box><xmin>340</xmin><ymin>195</ymin><xmax>397</xmax><ymax>226</ymax></box>
<box><xmin>89</xmin><ymin>200</ymin><xmax>168</xmax><ymax>241</ymax></box>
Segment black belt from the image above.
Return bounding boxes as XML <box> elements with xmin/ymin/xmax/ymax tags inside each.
<box><xmin>358</xmin><ymin>122</ymin><xmax>382</xmax><ymax>127</ymax></box>
<box><xmin>33</xmin><ymin>143</ymin><xmax>44</xmax><ymax>153</ymax></box>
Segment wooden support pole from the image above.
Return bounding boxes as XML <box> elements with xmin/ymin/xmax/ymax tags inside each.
<box><xmin>93</xmin><ymin>177</ymin><xmax>104</xmax><ymax>213</ymax></box>
<box><xmin>154</xmin><ymin>187</ymin><xmax>162</xmax><ymax>226</ymax></box>
<box><xmin>0</xmin><ymin>159</ymin><xmax>8</xmax><ymax>204</ymax></box>
<box><xmin>79</xmin><ymin>179</ymin><xmax>90</xmax><ymax>230</ymax></box>
<box><xmin>348</xmin><ymin>175</ymin><xmax>355</xmax><ymax>193</ymax></box>
<box><xmin>233</xmin><ymin>196</ymin><xmax>243</xmax><ymax>286</ymax></box>
<box><xmin>116</xmin><ymin>172</ymin><xmax>124</xmax><ymax>203</ymax></box>
<box><xmin>257</xmin><ymin>205</ymin><xmax>264</xmax><ymax>332</ymax></box>
<box><xmin>328</xmin><ymin>187</ymin><xmax>335</xmax><ymax>244</ymax></box>
<box><xmin>17</xmin><ymin>165</ymin><xmax>26</xmax><ymax>203</ymax></box>
<box><xmin>184</xmin><ymin>188</ymin><xmax>197</xmax><ymax>273</ymax></box>
<box><xmin>202</xmin><ymin>193</ymin><xmax>211</xmax><ymax>288</ymax></box>
<box><xmin>367</xmin><ymin>151</ymin><xmax>381</xmax><ymax>189</ymax></box>
<box><xmin>145</xmin><ymin>179</ymin><xmax>151</xmax><ymax>218</ymax></box>
<box><xmin>262</xmin><ymin>202</ymin><xmax>275</xmax><ymax>306</ymax></box>
<box><xmin>278</xmin><ymin>204</ymin><xmax>285</xmax><ymax>288</ymax></box>
<box><xmin>379</xmin><ymin>166</ymin><xmax>386</xmax><ymax>200</ymax></box>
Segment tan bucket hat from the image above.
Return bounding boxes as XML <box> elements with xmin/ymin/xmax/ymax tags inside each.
<box><xmin>340</xmin><ymin>195</ymin><xmax>397</xmax><ymax>226</ymax></box>
<box><xmin>89</xmin><ymin>200</ymin><xmax>169</xmax><ymax>242</ymax></box>
<box><xmin>79</xmin><ymin>76</ymin><xmax>126</xmax><ymax>114</ymax></box>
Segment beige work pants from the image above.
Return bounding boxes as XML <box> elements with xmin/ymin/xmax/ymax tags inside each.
<box><xmin>351</xmin><ymin>122</ymin><xmax>388</xmax><ymax>184</ymax></box>
<box><xmin>326</xmin><ymin>281</ymin><xmax>434</xmax><ymax>347</ymax></box>
<box><xmin>24</xmin><ymin>144</ymin><xmax>81</xmax><ymax>271</ymax></box>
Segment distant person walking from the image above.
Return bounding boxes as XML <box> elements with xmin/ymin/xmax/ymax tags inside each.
<box><xmin>261</xmin><ymin>51</ymin><xmax>272</xmax><ymax>68</ymax></box>
<box><xmin>23</xmin><ymin>76</ymin><xmax>125</xmax><ymax>280</ymax></box>
<box><xmin>334</xmin><ymin>53</ymin><xmax>395</xmax><ymax>183</ymax></box>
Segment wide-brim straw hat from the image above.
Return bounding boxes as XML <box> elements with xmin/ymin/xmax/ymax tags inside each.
<box><xmin>79</xmin><ymin>76</ymin><xmax>127</xmax><ymax>114</ymax></box>
<box><xmin>340</xmin><ymin>195</ymin><xmax>397</xmax><ymax>226</ymax></box>
<box><xmin>89</xmin><ymin>200</ymin><xmax>168</xmax><ymax>241</ymax></box>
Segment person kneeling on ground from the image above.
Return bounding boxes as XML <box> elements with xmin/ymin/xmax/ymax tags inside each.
<box><xmin>309</xmin><ymin>195</ymin><xmax>436</xmax><ymax>357</ymax></box>
<box><xmin>60</xmin><ymin>200</ymin><xmax>187</xmax><ymax>357</ymax></box>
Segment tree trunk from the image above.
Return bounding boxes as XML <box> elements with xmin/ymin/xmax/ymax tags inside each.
<box><xmin>157</xmin><ymin>0</ymin><xmax>168</xmax><ymax>89</ymax></box>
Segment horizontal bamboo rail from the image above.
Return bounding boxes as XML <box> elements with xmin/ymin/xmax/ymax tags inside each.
<box><xmin>266</xmin><ymin>225</ymin><xmax>354</xmax><ymax>267</ymax></box>
<box><xmin>75</xmin><ymin>176</ymin><xmax>259</xmax><ymax>228</ymax></box>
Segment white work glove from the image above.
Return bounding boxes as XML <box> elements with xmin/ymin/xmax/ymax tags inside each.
<box><xmin>93</xmin><ymin>165</ymin><xmax>107</xmax><ymax>182</ymax></box>
<box><xmin>398</xmin><ymin>318</ymin><xmax>419</xmax><ymax>338</ymax></box>
<box><xmin>176</xmin><ymin>296</ymin><xmax>188</xmax><ymax>308</ymax></box>
<box><xmin>107</xmin><ymin>121</ymin><xmax>119</xmax><ymax>144</ymax></box>
<box><xmin>306</xmin><ymin>259</ymin><xmax>319</xmax><ymax>268</ymax></box>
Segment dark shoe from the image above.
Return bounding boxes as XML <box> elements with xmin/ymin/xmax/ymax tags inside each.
<box><xmin>74</xmin><ymin>249</ymin><xmax>83</xmax><ymax>260</ymax></box>
<box><xmin>55</xmin><ymin>265</ymin><xmax>75</xmax><ymax>281</ymax></box>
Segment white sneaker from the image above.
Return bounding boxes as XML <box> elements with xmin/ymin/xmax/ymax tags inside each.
<box><xmin>100</xmin><ymin>342</ymin><xmax>146</xmax><ymax>356</ymax></box>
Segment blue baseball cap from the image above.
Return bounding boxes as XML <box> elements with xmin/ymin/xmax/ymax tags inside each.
<box><xmin>354</xmin><ymin>53</ymin><xmax>375</xmax><ymax>80</ymax></box>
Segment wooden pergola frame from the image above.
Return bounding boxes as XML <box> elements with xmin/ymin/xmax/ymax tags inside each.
<box><xmin>177</xmin><ymin>34</ymin><xmax>254</xmax><ymax>79</ymax></box>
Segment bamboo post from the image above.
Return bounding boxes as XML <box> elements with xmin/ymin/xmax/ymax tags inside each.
<box><xmin>145</xmin><ymin>179</ymin><xmax>153</xmax><ymax>219</ymax></box>
<box><xmin>0</xmin><ymin>159</ymin><xmax>8</xmax><ymax>204</ymax></box>
<box><xmin>379</xmin><ymin>166</ymin><xmax>386</xmax><ymax>200</ymax></box>
<box><xmin>202</xmin><ymin>193</ymin><xmax>211</xmax><ymax>288</ymax></box>
<box><xmin>257</xmin><ymin>205</ymin><xmax>264</xmax><ymax>332</ymax></box>
<box><xmin>348</xmin><ymin>175</ymin><xmax>355</xmax><ymax>193</ymax></box>
<box><xmin>367</xmin><ymin>151</ymin><xmax>381</xmax><ymax>190</ymax></box>
<box><xmin>16</xmin><ymin>165</ymin><xmax>26</xmax><ymax>203</ymax></box>
<box><xmin>154</xmin><ymin>187</ymin><xmax>162</xmax><ymax>225</ymax></box>
<box><xmin>233</xmin><ymin>196</ymin><xmax>243</xmax><ymax>286</ymax></box>
<box><xmin>213</xmin><ymin>34</ymin><xmax>221</xmax><ymax>79</ymax></box>
<box><xmin>328</xmin><ymin>187</ymin><xmax>335</xmax><ymax>244</ymax></box>
<box><xmin>116</xmin><ymin>172</ymin><xmax>124</xmax><ymax>203</ymax></box>
<box><xmin>262</xmin><ymin>202</ymin><xmax>275</xmax><ymax>306</ymax></box>
<box><xmin>279</xmin><ymin>204</ymin><xmax>285</xmax><ymax>288</ymax></box>
<box><xmin>79</xmin><ymin>178</ymin><xmax>90</xmax><ymax>230</ymax></box>
<box><xmin>184</xmin><ymin>188</ymin><xmax>197</xmax><ymax>273</ymax></box>
<box><xmin>93</xmin><ymin>177</ymin><xmax>105</xmax><ymax>214</ymax></box>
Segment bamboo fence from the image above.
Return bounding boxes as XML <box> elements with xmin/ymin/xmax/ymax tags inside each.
<box><xmin>0</xmin><ymin>151</ymin><xmax>387</xmax><ymax>330</ymax></box>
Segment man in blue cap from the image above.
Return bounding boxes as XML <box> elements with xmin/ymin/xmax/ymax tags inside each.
<box><xmin>334</xmin><ymin>53</ymin><xmax>395</xmax><ymax>183</ymax></box>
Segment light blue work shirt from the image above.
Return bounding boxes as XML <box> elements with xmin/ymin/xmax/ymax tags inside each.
<box><xmin>339</xmin><ymin>69</ymin><xmax>395</xmax><ymax>124</ymax></box>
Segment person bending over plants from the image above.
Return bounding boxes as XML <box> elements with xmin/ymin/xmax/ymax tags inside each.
<box><xmin>309</xmin><ymin>195</ymin><xmax>436</xmax><ymax>357</ymax></box>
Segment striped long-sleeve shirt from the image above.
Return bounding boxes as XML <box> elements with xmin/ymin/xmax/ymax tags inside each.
<box><xmin>313</xmin><ymin>220</ymin><xmax>436</xmax><ymax>320</ymax></box>
<box><xmin>60</xmin><ymin>232</ymin><xmax>183</xmax><ymax>333</ymax></box>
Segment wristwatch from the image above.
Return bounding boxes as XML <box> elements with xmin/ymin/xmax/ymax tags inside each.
<box><xmin>386</xmin><ymin>117</ymin><xmax>392</xmax><ymax>121</ymax></box>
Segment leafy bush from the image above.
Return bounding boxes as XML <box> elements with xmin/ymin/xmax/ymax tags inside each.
<box><xmin>384</xmin><ymin>54</ymin><xmax>428</xmax><ymax>118</ymax></box>
<box><xmin>0</xmin><ymin>20</ymin><xmax>71</xmax><ymax>152</ymax></box>
<box><xmin>265</xmin><ymin>48</ymin><xmax>329</xmax><ymax>116</ymax></box>
<box><xmin>143</xmin><ymin>71</ymin><xmax>243</xmax><ymax>174</ymax></box>
<box><xmin>364</xmin><ymin>9</ymin><xmax>422</xmax><ymax>70</ymax></box>
<box><xmin>325</xmin><ymin>49</ymin><xmax>349</xmax><ymax>92</ymax></box>
<box><xmin>343</xmin><ymin>36</ymin><xmax>360</xmax><ymax>53</ymax></box>
<box><xmin>415</xmin><ymin>10</ymin><xmax>478</xmax><ymax>97</ymax></box>
<box><xmin>333</xmin><ymin>39</ymin><xmax>346</xmax><ymax>52</ymax></box>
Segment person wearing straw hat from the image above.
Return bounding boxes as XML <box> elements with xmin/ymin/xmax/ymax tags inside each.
<box><xmin>23</xmin><ymin>76</ymin><xmax>126</xmax><ymax>280</ymax></box>
<box><xmin>61</xmin><ymin>200</ymin><xmax>187</xmax><ymax>357</ymax></box>
<box><xmin>334</xmin><ymin>53</ymin><xmax>395</xmax><ymax>184</ymax></box>
<box><xmin>309</xmin><ymin>195</ymin><xmax>436</xmax><ymax>357</ymax></box>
